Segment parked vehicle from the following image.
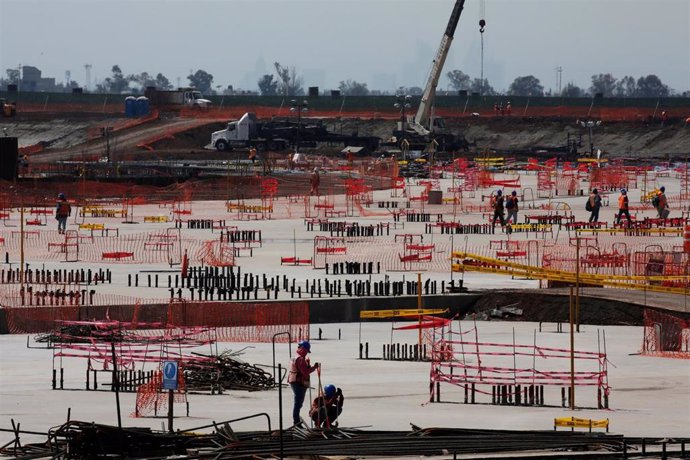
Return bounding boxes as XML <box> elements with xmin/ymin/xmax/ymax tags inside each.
<box><xmin>211</xmin><ymin>112</ymin><xmax>380</xmax><ymax>153</ymax></box>
<box><xmin>144</xmin><ymin>87</ymin><xmax>211</xmax><ymax>109</ymax></box>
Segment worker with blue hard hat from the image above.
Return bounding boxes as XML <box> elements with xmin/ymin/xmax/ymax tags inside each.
<box><xmin>310</xmin><ymin>383</ymin><xmax>345</xmax><ymax>428</ymax></box>
<box><xmin>55</xmin><ymin>192</ymin><xmax>72</xmax><ymax>234</ymax></box>
<box><xmin>287</xmin><ymin>340</ymin><xmax>320</xmax><ymax>426</ymax></box>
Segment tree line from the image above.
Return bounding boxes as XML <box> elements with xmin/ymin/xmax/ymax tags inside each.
<box><xmin>2</xmin><ymin>64</ymin><xmax>686</xmax><ymax>98</ymax></box>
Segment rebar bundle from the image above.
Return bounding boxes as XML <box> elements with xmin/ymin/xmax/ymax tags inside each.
<box><xmin>184</xmin><ymin>351</ymin><xmax>275</xmax><ymax>392</ymax></box>
<box><xmin>4</xmin><ymin>419</ymin><xmax>688</xmax><ymax>460</ymax></box>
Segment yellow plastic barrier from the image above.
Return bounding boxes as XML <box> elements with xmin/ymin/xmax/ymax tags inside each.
<box><xmin>360</xmin><ymin>308</ymin><xmax>447</xmax><ymax>319</ymax></box>
<box><xmin>554</xmin><ymin>416</ymin><xmax>609</xmax><ymax>432</ymax></box>
<box><xmin>451</xmin><ymin>251</ymin><xmax>690</xmax><ymax>295</ymax></box>
<box><xmin>80</xmin><ymin>206</ymin><xmax>126</xmax><ymax>218</ymax></box>
<box><xmin>79</xmin><ymin>223</ymin><xmax>105</xmax><ymax>231</ymax></box>
<box><xmin>144</xmin><ymin>216</ymin><xmax>169</xmax><ymax>223</ymax></box>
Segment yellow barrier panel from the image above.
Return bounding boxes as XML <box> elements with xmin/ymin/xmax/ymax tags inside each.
<box><xmin>509</xmin><ymin>223</ymin><xmax>553</xmax><ymax>232</ymax></box>
<box><xmin>360</xmin><ymin>308</ymin><xmax>448</xmax><ymax>319</ymax></box>
<box><xmin>227</xmin><ymin>203</ymin><xmax>273</xmax><ymax>213</ymax></box>
<box><xmin>451</xmin><ymin>251</ymin><xmax>690</xmax><ymax>295</ymax></box>
<box><xmin>575</xmin><ymin>227</ymin><xmax>682</xmax><ymax>235</ymax></box>
<box><xmin>554</xmin><ymin>417</ymin><xmax>609</xmax><ymax>432</ymax></box>
<box><xmin>79</xmin><ymin>223</ymin><xmax>105</xmax><ymax>231</ymax></box>
<box><xmin>144</xmin><ymin>216</ymin><xmax>169</xmax><ymax>223</ymax></box>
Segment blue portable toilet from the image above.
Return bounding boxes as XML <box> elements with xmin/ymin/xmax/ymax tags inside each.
<box><xmin>124</xmin><ymin>96</ymin><xmax>137</xmax><ymax>117</ymax></box>
<box><xmin>135</xmin><ymin>96</ymin><xmax>150</xmax><ymax>117</ymax></box>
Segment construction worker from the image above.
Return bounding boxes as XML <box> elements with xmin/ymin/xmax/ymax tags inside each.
<box><xmin>309</xmin><ymin>384</ymin><xmax>344</xmax><ymax>428</ymax></box>
<box><xmin>248</xmin><ymin>146</ymin><xmax>257</xmax><ymax>164</ymax></box>
<box><xmin>55</xmin><ymin>193</ymin><xmax>72</xmax><ymax>234</ymax></box>
<box><xmin>506</xmin><ymin>101</ymin><xmax>512</xmax><ymax>116</ymax></box>
<box><xmin>505</xmin><ymin>190</ymin><xmax>519</xmax><ymax>224</ymax></box>
<box><xmin>310</xmin><ymin>167</ymin><xmax>321</xmax><ymax>196</ymax></box>
<box><xmin>616</xmin><ymin>188</ymin><xmax>632</xmax><ymax>226</ymax></box>
<box><xmin>656</xmin><ymin>186</ymin><xmax>669</xmax><ymax>219</ymax></box>
<box><xmin>287</xmin><ymin>340</ymin><xmax>320</xmax><ymax>426</ymax></box>
<box><xmin>491</xmin><ymin>190</ymin><xmax>505</xmax><ymax>227</ymax></box>
<box><xmin>588</xmin><ymin>188</ymin><xmax>602</xmax><ymax>223</ymax></box>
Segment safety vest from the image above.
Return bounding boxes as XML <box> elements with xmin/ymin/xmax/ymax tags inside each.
<box><xmin>287</xmin><ymin>355</ymin><xmax>310</xmax><ymax>387</ymax></box>
<box><xmin>618</xmin><ymin>195</ymin><xmax>628</xmax><ymax>210</ymax></box>
<box><xmin>56</xmin><ymin>201</ymin><xmax>71</xmax><ymax>218</ymax></box>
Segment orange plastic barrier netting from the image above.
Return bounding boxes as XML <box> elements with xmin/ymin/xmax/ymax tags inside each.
<box><xmin>642</xmin><ymin>308</ymin><xmax>690</xmax><ymax>358</ymax></box>
<box><xmin>3</xmin><ymin>305</ymin><xmax>80</xmax><ymax>333</ymax></box>
<box><xmin>15</xmin><ymin>102</ymin><xmax>690</xmax><ymax>122</ymax></box>
<box><xmin>2</xmin><ymin>300</ymin><xmax>310</xmax><ymax>339</ymax></box>
<box><xmin>1</xmin><ymin>173</ymin><xmax>394</xmax><ymax>207</ymax></box>
<box><xmin>165</xmin><ymin>301</ymin><xmax>309</xmax><ymax>343</ymax></box>
<box><xmin>133</xmin><ymin>369</ymin><xmax>187</xmax><ymax>418</ymax></box>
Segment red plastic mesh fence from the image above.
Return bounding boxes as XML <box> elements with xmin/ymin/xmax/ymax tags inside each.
<box><xmin>1</xmin><ymin>300</ymin><xmax>310</xmax><ymax>339</ymax></box>
<box><xmin>133</xmin><ymin>369</ymin><xmax>187</xmax><ymax>418</ymax></box>
<box><xmin>429</xmin><ymin>323</ymin><xmax>610</xmax><ymax>406</ymax></box>
<box><xmin>165</xmin><ymin>301</ymin><xmax>310</xmax><ymax>343</ymax></box>
<box><xmin>642</xmin><ymin>308</ymin><xmax>690</xmax><ymax>358</ymax></box>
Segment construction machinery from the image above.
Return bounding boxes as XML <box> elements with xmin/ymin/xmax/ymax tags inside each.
<box><xmin>392</xmin><ymin>0</ymin><xmax>469</xmax><ymax>152</ymax></box>
<box><xmin>211</xmin><ymin>112</ymin><xmax>380</xmax><ymax>153</ymax></box>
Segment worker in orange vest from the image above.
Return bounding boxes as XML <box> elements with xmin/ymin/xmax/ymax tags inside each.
<box><xmin>616</xmin><ymin>189</ymin><xmax>631</xmax><ymax>226</ymax></box>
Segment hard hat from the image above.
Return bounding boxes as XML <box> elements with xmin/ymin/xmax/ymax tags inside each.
<box><xmin>324</xmin><ymin>384</ymin><xmax>336</xmax><ymax>398</ymax></box>
<box><xmin>58</xmin><ymin>193</ymin><xmax>65</xmax><ymax>199</ymax></box>
<box><xmin>298</xmin><ymin>340</ymin><xmax>311</xmax><ymax>352</ymax></box>
<box><xmin>621</xmin><ymin>188</ymin><xmax>627</xmax><ymax>194</ymax></box>
<box><xmin>511</xmin><ymin>190</ymin><xmax>517</xmax><ymax>196</ymax></box>
<box><xmin>660</xmin><ymin>186</ymin><xmax>665</xmax><ymax>192</ymax></box>
<box><xmin>592</xmin><ymin>188</ymin><xmax>598</xmax><ymax>194</ymax></box>
<box><xmin>496</xmin><ymin>190</ymin><xmax>502</xmax><ymax>195</ymax></box>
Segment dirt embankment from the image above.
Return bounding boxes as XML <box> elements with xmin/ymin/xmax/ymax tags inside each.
<box><xmin>467</xmin><ymin>290</ymin><xmax>646</xmax><ymax>326</ymax></box>
<box><xmin>5</xmin><ymin>114</ymin><xmax>690</xmax><ymax>161</ymax></box>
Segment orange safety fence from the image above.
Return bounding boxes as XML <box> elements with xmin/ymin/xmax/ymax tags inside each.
<box><xmin>1</xmin><ymin>300</ymin><xmax>310</xmax><ymax>339</ymax></box>
<box><xmin>642</xmin><ymin>308</ymin><xmax>690</xmax><ymax>358</ymax></box>
<box><xmin>133</xmin><ymin>369</ymin><xmax>187</xmax><ymax>418</ymax></box>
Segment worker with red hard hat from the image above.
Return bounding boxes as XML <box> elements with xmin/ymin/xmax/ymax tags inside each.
<box><xmin>288</xmin><ymin>340</ymin><xmax>320</xmax><ymax>426</ymax></box>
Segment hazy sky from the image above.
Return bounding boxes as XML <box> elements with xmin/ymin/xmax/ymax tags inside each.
<box><xmin>1</xmin><ymin>0</ymin><xmax>688</xmax><ymax>94</ymax></box>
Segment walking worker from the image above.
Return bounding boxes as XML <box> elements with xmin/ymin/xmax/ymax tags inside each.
<box><xmin>655</xmin><ymin>186</ymin><xmax>669</xmax><ymax>219</ymax></box>
<box><xmin>287</xmin><ymin>340</ymin><xmax>320</xmax><ymax>426</ymax></box>
<box><xmin>55</xmin><ymin>192</ymin><xmax>72</xmax><ymax>234</ymax></box>
<box><xmin>616</xmin><ymin>188</ymin><xmax>632</xmax><ymax>226</ymax></box>
<box><xmin>309</xmin><ymin>384</ymin><xmax>344</xmax><ymax>428</ymax></box>
<box><xmin>490</xmin><ymin>190</ymin><xmax>505</xmax><ymax>226</ymax></box>
<box><xmin>588</xmin><ymin>188</ymin><xmax>602</xmax><ymax>223</ymax></box>
<box><xmin>310</xmin><ymin>167</ymin><xmax>321</xmax><ymax>196</ymax></box>
<box><xmin>505</xmin><ymin>190</ymin><xmax>519</xmax><ymax>224</ymax></box>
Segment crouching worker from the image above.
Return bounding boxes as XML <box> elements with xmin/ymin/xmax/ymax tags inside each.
<box><xmin>309</xmin><ymin>384</ymin><xmax>344</xmax><ymax>428</ymax></box>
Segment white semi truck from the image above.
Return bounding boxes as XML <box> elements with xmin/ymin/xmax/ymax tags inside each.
<box><xmin>211</xmin><ymin>112</ymin><xmax>380</xmax><ymax>153</ymax></box>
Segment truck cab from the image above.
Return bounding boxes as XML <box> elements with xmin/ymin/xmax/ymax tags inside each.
<box><xmin>184</xmin><ymin>90</ymin><xmax>211</xmax><ymax>108</ymax></box>
<box><xmin>211</xmin><ymin>112</ymin><xmax>257</xmax><ymax>151</ymax></box>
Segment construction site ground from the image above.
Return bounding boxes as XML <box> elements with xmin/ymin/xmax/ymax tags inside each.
<box><xmin>3</xmin><ymin>112</ymin><xmax>690</xmax><ymax>162</ymax></box>
<box><xmin>1</xmin><ymin>112</ymin><xmax>689</xmax><ymax>455</ymax></box>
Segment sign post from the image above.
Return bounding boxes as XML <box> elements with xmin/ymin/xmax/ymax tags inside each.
<box><xmin>162</xmin><ymin>361</ymin><xmax>178</xmax><ymax>433</ymax></box>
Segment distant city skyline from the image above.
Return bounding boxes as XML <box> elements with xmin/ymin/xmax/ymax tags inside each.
<box><xmin>1</xmin><ymin>0</ymin><xmax>688</xmax><ymax>94</ymax></box>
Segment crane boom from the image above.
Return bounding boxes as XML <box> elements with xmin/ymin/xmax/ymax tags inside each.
<box><xmin>411</xmin><ymin>0</ymin><xmax>466</xmax><ymax>135</ymax></box>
